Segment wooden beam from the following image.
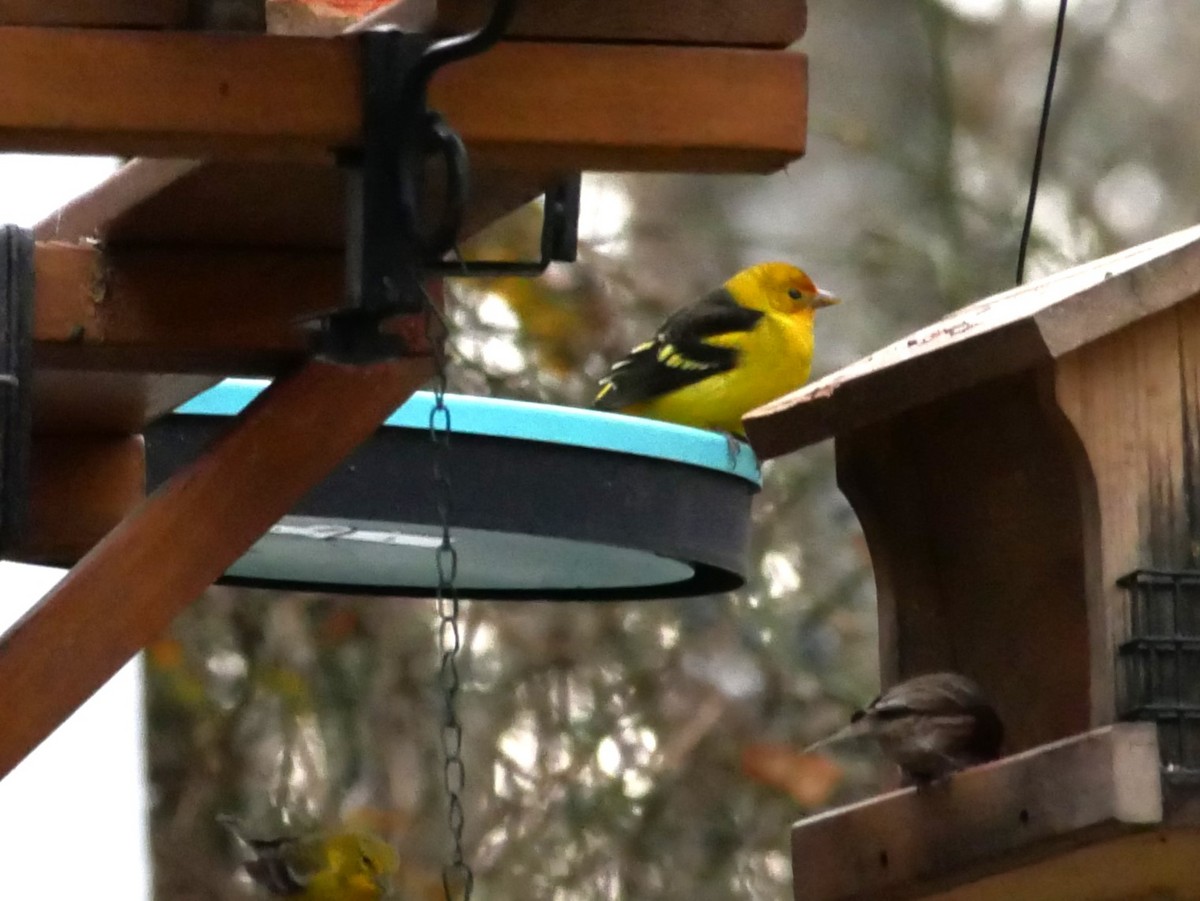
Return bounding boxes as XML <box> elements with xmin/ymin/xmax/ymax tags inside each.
<box><xmin>33</xmin><ymin>241</ymin><xmax>435</xmax><ymax>373</ymax></box>
<box><xmin>432</xmin><ymin>0</ymin><xmax>807</xmax><ymax>48</ymax></box>
<box><xmin>30</xmin><ymin>244</ymin><xmax>444</xmax><ymax>431</ymax></box>
<box><xmin>271</xmin><ymin>0</ymin><xmax>806</xmax><ymax>47</ymax></box>
<box><xmin>33</xmin><ymin>159</ymin><xmax>203</xmax><ymax>244</ymax></box>
<box><xmin>0</xmin><ymin>27</ymin><xmax>807</xmax><ymax>172</ymax></box>
<box><xmin>21</xmin><ymin>433</ymin><xmax>145</xmax><ymax>565</ymax></box>
<box><xmin>33</xmin><ymin>242</ymin><xmax>340</xmax><ymax>372</ymax></box>
<box><xmin>0</xmin><ymin>355</ymin><xmax>432</xmax><ymax>780</ymax></box>
<box><xmin>33</xmin><ymin>370</ymin><xmax>222</xmax><ymax>433</ymax></box>
<box><xmin>35</xmin><ymin>160</ymin><xmax>556</xmax><ymax>248</ymax></box>
<box><xmin>0</xmin><ymin>27</ymin><xmax>359</xmax><ymax>159</ymax></box>
<box><xmin>14</xmin><ymin>0</ymin><xmax>808</xmax><ymax>48</ymax></box>
<box><xmin>917</xmin><ymin>829</ymin><xmax>1200</xmax><ymax>901</ymax></box>
<box><xmin>29</xmin><ymin>241</ymin><xmax>334</xmax><ymax>435</ymax></box>
<box><xmin>790</xmin><ymin>725</ymin><xmax>1162</xmax><ymax>901</ymax></box>
<box><xmin>432</xmin><ymin>42</ymin><xmax>806</xmax><ymax>173</ymax></box>
<box><xmin>0</xmin><ymin>0</ymin><xmax>188</xmax><ymax>28</ymax></box>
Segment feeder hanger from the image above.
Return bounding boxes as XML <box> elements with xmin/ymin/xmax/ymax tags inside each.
<box><xmin>323</xmin><ymin>0</ymin><xmax>581</xmax><ymax>363</ymax></box>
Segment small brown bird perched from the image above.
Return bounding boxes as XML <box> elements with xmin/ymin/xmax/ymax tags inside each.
<box><xmin>805</xmin><ymin>672</ymin><xmax>1004</xmax><ymax>784</ymax></box>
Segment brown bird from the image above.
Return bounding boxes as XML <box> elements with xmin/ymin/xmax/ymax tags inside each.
<box><xmin>805</xmin><ymin>672</ymin><xmax>1004</xmax><ymax>784</ymax></box>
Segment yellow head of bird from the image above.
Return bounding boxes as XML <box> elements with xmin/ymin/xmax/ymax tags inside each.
<box><xmin>329</xmin><ymin>831</ymin><xmax>399</xmax><ymax>898</ymax></box>
<box><xmin>727</xmin><ymin>262</ymin><xmax>839</xmax><ymax>316</ymax></box>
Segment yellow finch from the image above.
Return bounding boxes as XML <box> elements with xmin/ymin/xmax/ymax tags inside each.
<box><xmin>222</xmin><ymin>817</ymin><xmax>399</xmax><ymax>901</ymax></box>
<box><xmin>805</xmin><ymin>672</ymin><xmax>1005</xmax><ymax>785</ymax></box>
<box><xmin>593</xmin><ymin>262</ymin><xmax>838</xmax><ymax>436</ymax></box>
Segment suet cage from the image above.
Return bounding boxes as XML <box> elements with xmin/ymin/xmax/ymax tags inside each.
<box><xmin>1118</xmin><ymin>569</ymin><xmax>1200</xmax><ymax>779</ymax></box>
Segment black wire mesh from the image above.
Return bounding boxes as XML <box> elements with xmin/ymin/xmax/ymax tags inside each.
<box><xmin>1117</xmin><ymin>569</ymin><xmax>1200</xmax><ymax>778</ymax></box>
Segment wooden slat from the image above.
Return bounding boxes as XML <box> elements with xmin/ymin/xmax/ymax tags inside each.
<box><xmin>35</xmin><ymin>160</ymin><xmax>556</xmax><ymax>248</ymax></box>
<box><xmin>0</xmin><ymin>27</ymin><xmax>359</xmax><ymax>159</ymax></box>
<box><xmin>744</xmin><ymin>224</ymin><xmax>1200</xmax><ymax>459</ymax></box>
<box><xmin>30</xmin><ymin>244</ymin><xmax>444</xmax><ymax>431</ymax></box>
<box><xmin>33</xmin><ymin>242</ymin><xmax>340</xmax><ymax>372</ymax></box>
<box><xmin>32</xmin><ymin>239</ymin><xmax>430</xmax><ymax>383</ymax></box>
<box><xmin>0</xmin><ymin>27</ymin><xmax>807</xmax><ymax>173</ymax></box>
<box><xmin>33</xmin><ymin>159</ymin><xmax>203</xmax><ymax>244</ymax></box>
<box><xmin>431</xmin><ymin>0</ymin><xmax>806</xmax><ymax>47</ymax></box>
<box><xmin>918</xmin><ymin>830</ymin><xmax>1200</xmax><ymax>901</ymax></box>
<box><xmin>21</xmin><ymin>433</ymin><xmax>145</xmax><ymax>565</ymax></box>
<box><xmin>32</xmin><ymin>370</ymin><xmax>222</xmax><ymax>433</ymax></box>
<box><xmin>433</xmin><ymin>42</ymin><xmax>806</xmax><ymax>172</ymax></box>
<box><xmin>270</xmin><ymin>0</ymin><xmax>806</xmax><ymax>47</ymax></box>
<box><xmin>0</xmin><ymin>0</ymin><xmax>188</xmax><ymax>28</ymax></box>
<box><xmin>791</xmin><ymin>725</ymin><xmax>1162</xmax><ymax>901</ymax></box>
<box><xmin>0</xmin><ymin>355</ymin><xmax>432</xmax><ymax>780</ymax></box>
<box><xmin>1053</xmin><ymin>294</ymin><xmax>1200</xmax><ymax>727</ymax></box>
<box><xmin>30</xmin><ymin>240</ymin><xmax>329</xmax><ymax>433</ymax></box>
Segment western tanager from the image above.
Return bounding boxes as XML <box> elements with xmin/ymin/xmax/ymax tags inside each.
<box><xmin>804</xmin><ymin>672</ymin><xmax>1005</xmax><ymax>784</ymax></box>
<box><xmin>222</xmin><ymin>817</ymin><xmax>399</xmax><ymax>900</ymax></box>
<box><xmin>593</xmin><ymin>262</ymin><xmax>838</xmax><ymax>437</ymax></box>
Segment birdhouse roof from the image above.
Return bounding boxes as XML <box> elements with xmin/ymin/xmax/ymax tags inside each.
<box><xmin>744</xmin><ymin>223</ymin><xmax>1200</xmax><ymax>458</ymax></box>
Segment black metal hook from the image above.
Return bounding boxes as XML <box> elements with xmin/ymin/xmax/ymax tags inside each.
<box><xmin>396</xmin><ymin>0</ymin><xmax>518</xmax><ymax>260</ymax></box>
<box><xmin>396</xmin><ymin>110</ymin><xmax>469</xmax><ymax>261</ymax></box>
<box><xmin>426</xmin><ymin>174</ymin><xmax>581</xmax><ymax>278</ymax></box>
<box><xmin>407</xmin><ymin>0</ymin><xmax>518</xmax><ymax>100</ymax></box>
<box><xmin>326</xmin><ymin>0</ymin><xmax>578</xmax><ymax>363</ymax></box>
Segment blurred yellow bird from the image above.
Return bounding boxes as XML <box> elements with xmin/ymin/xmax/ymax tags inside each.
<box><xmin>593</xmin><ymin>262</ymin><xmax>838</xmax><ymax>436</ymax></box>
<box><xmin>222</xmin><ymin>817</ymin><xmax>398</xmax><ymax>901</ymax></box>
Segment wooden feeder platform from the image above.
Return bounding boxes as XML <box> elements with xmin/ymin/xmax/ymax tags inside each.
<box><xmin>0</xmin><ymin>0</ymin><xmax>809</xmax><ymax>780</ymax></box>
<box><xmin>790</xmin><ymin>724</ymin><xmax>1171</xmax><ymax>901</ymax></box>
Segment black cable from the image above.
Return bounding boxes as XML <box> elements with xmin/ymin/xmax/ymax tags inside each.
<box><xmin>1016</xmin><ymin>0</ymin><xmax>1069</xmax><ymax>285</ymax></box>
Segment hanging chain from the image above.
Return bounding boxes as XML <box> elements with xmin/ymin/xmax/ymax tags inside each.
<box><xmin>424</xmin><ymin>287</ymin><xmax>473</xmax><ymax>901</ymax></box>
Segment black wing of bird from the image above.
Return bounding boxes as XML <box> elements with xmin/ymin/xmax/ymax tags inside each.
<box><xmin>593</xmin><ymin>288</ymin><xmax>764</xmax><ymax>409</ymax></box>
<box><xmin>242</xmin><ymin>837</ymin><xmax>309</xmax><ymax>896</ymax></box>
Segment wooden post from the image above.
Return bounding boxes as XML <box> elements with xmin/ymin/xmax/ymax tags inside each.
<box><xmin>0</xmin><ymin>354</ymin><xmax>431</xmax><ymax>779</ymax></box>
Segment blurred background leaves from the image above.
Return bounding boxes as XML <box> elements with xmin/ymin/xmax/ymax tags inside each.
<box><xmin>149</xmin><ymin>1</ymin><xmax>1200</xmax><ymax>898</ymax></box>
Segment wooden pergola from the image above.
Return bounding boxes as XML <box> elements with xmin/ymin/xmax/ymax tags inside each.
<box><xmin>0</xmin><ymin>0</ymin><xmax>809</xmax><ymax>779</ymax></box>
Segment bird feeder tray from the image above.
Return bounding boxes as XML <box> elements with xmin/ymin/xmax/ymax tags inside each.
<box><xmin>144</xmin><ymin>380</ymin><xmax>762</xmax><ymax>599</ymax></box>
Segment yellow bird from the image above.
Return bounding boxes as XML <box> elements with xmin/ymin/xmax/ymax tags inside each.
<box><xmin>593</xmin><ymin>262</ymin><xmax>838</xmax><ymax>437</ymax></box>
<box><xmin>222</xmin><ymin>817</ymin><xmax>399</xmax><ymax>901</ymax></box>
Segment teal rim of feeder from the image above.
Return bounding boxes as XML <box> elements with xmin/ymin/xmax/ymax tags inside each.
<box><xmin>144</xmin><ymin>379</ymin><xmax>761</xmax><ymax>600</ymax></box>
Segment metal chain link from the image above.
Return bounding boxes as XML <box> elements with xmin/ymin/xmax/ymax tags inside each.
<box><xmin>424</xmin><ymin>285</ymin><xmax>473</xmax><ymax>901</ymax></box>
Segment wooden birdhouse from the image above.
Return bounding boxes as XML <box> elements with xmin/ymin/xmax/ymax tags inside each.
<box><xmin>745</xmin><ymin>224</ymin><xmax>1200</xmax><ymax>899</ymax></box>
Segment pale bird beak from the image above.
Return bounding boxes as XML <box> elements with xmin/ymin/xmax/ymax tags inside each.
<box><xmin>811</xmin><ymin>288</ymin><xmax>840</xmax><ymax>309</ymax></box>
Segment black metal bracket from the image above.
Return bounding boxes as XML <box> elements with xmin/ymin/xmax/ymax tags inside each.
<box><xmin>320</xmin><ymin>0</ymin><xmax>581</xmax><ymax>363</ymax></box>
<box><xmin>0</xmin><ymin>227</ymin><xmax>33</xmax><ymax>557</ymax></box>
<box><xmin>427</xmin><ymin>174</ymin><xmax>581</xmax><ymax>279</ymax></box>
